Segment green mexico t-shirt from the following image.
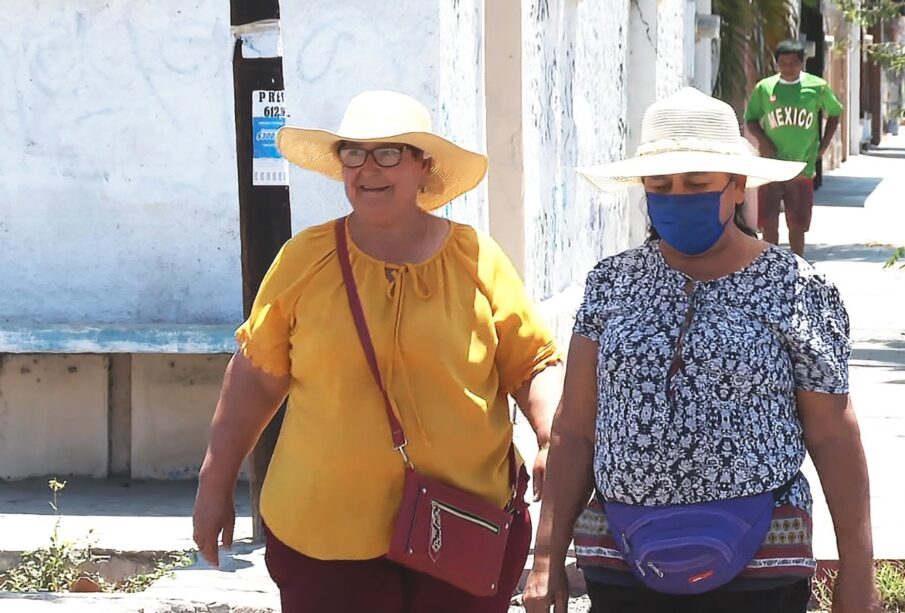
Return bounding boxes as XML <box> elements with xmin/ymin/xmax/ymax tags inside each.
<box><xmin>744</xmin><ymin>72</ymin><xmax>844</xmax><ymax>178</ymax></box>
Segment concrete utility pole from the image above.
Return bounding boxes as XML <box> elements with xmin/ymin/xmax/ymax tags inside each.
<box><xmin>229</xmin><ymin>0</ymin><xmax>291</xmax><ymax>542</ymax></box>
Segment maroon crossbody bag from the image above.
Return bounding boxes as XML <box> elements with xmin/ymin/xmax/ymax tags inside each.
<box><xmin>334</xmin><ymin>217</ymin><xmax>523</xmax><ymax>597</ymax></box>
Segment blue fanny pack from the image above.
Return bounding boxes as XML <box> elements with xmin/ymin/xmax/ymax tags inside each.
<box><xmin>604</xmin><ymin>482</ymin><xmax>791</xmax><ymax>595</ymax></box>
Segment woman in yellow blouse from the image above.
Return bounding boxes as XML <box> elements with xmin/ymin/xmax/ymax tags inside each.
<box><xmin>192</xmin><ymin>90</ymin><xmax>563</xmax><ymax>613</ymax></box>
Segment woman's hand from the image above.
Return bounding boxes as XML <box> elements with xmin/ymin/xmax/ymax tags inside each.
<box><xmin>191</xmin><ymin>351</ymin><xmax>289</xmax><ymax>566</ymax></box>
<box><xmin>522</xmin><ymin>562</ymin><xmax>570</xmax><ymax>613</ymax></box>
<box><xmin>192</xmin><ymin>483</ymin><xmax>236</xmax><ymax>567</ymax></box>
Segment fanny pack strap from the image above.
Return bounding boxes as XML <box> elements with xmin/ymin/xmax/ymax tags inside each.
<box><xmin>598</xmin><ymin>473</ymin><xmax>799</xmax><ymax>508</ymax></box>
<box><xmin>771</xmin><ymin>474</ymin><xmax>797</xmax><ymax>501</ymax></box>
<box><xmin>333</xmin><ymin>217</ymin><xmax>517</xmax><ymax>489</ymax></box>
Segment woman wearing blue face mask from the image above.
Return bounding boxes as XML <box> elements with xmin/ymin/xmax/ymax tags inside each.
<box><xmin>523</xmin><ymin>88</ymin><xmax>880</xmax><ymax>613</ymax></box>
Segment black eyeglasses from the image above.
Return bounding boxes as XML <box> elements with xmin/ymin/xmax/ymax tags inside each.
<box><xmin>337</xmin><ymin>145</ymin><xmax>413</xmax><ymax>168</ymax></box>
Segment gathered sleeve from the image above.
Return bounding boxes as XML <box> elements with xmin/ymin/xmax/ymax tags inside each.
<box><xmin>573</xmin><ymin>262</ymin><xmax>610</xmax><ymax>342</ymax></box>
<box><xmin>234</xmin><ymin>224</ymin><xmax>334</xmax><ymax>377</ymax></box>
<box><xmin>786</xmin><ymin>270</ymin><xmax>851</xmax><ymax>394</ymax></box>
<box><xmin>235</xmin><ymin>244</ymin><xmax>296</xmax><ymax>376</ymax></box>
<box><xmin>479</xmin><ymin>237</ymin><xmax>562</xmax><ymax>394</ymax></box>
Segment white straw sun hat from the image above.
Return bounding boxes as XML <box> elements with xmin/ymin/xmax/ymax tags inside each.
<box><xmin>276</xmin><ymin>90</ymin><xmax>488</xmax><ymax>211</ymax></box>
<box><xmin>577</xmin><ymin>87</ymin><xmax>804</xmax><ymax>191</ymax></box>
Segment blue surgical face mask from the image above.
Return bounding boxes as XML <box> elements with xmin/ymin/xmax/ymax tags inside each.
<box><xmin>646</xmin><ymin>183</ymin><xmax>732</xmax><ymax>256</ymax></box>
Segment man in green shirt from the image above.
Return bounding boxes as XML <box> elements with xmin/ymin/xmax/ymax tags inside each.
<box><xmin>745</xmin><ymin>39</ymin><xmax>843</xmax><ymax>257</ymax></box>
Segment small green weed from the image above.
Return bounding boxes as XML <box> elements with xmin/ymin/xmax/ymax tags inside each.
<box><xmin>810</xmin><ymin>567</ymin><xmax>837</xmax><ymax>612</ymax></box>
<box><xmin>810</xmin><ymin>561</ymin><xmax>905</xmax><ymax>612</ymax></box>
<box><xmin>110</xmin><ymin>553</ymin><xmax>192</xmax><ymax>593</ymax></box>
<box><xmin>876</xmin><ymin>561</ymin><xmax>905</xmax><ymax>612</ymax></box>
<box><xmin>0</xmin><ymin>479</ymin><xmax>98</xmax><ymax>592</ymax></box>
<box><xmin>884</xmin><ymin>246</ymin><xmax>905</xmax><ymax>270</ymax></box>
<box><xmin>0</xmin><ymin>479</ymin><xmax>190</xmax><ymax>593</ymax></box>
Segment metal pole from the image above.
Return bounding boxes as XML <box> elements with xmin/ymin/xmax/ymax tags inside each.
<box><xmin>229</xmin><ymin>0</ymin><xmax>291</xmax><ymax>543</ymax></box>
<box><xmin>868</xmin><ymin>22</ymin><xmax>883</xmax><ymax>147</ymax></box>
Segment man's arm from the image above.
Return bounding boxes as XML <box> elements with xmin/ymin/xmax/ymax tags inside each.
<box><xmin>818</xmin><ymin>82</ymin><xmax>844</xmax><ymax>157</ymax></box>
<box><xmin>744</xmin><ymin>84</ymin><xmax>776</xmax><ymax>158</ymax></box>
<box><xmin>819</xmin><ymin>115</ymin><xmax>841</xmax><ymax>157</ymax></box>
<box><xmin>747</xmin><ymin>121</ymin><xmax>777</xmax><ymax>158</ymax></box>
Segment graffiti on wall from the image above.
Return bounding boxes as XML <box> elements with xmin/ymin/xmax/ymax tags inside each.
<box><xmin>280</xmin><ymin>0</ymin><xmax>486</xmax><ymax>230</ymax></box>
<box><xmin>0</xmin><ymin>1</ymin><xmax>241</xmax><ymax>325</ymax></box>
<box><xmin>522</xmin><ymin>0</ymin><xmax>631</xmax><ymax>302</ymax></box>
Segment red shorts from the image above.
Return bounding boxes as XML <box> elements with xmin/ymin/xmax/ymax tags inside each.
<box><xmin>263</xmin><ymin>476</ymin><xmax>532</xmax><ymax>612</ymax></box>
<box><xmin>757</xmin><ymin>178</ymin><xmax>814</xmax><ymax>232</ymax></box>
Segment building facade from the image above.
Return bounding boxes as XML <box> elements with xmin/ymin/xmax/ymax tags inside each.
<box><xmin>0</xmin><ymin>0</ymin><xmax>713</xmax><ymax>480</ymax></box>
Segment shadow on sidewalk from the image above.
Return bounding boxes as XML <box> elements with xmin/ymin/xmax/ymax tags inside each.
<box><xmin>851</xmin><ymin>348</ymin><xmax>905</xmax><ymax>368</ymax></box>
<box><xmin>851</xmin><ymin>338</ymin><xmax>905</xmax><ymax>376</ymax></box>
<box><xmin>0</xmin><ymin>478</ymin><xmax>251</xmax><ymax>518</ymax></box>
<box><xmin>807</xmin><ymin>243</ymin><xmax>894</xmax><ymax>264</ymax></box>
<box><xmin>814</xmin><ymin>175</ymin><xmax>883</xmax><ymax>208</ymax></box>
<box><xmin>180</xmin><ymin>539</ymin><xmax>261</xmax><ymax>573</ymax></box>
<box><xmin>863</xmin><ymin>148</ymin><xmax>905</xmax><ymax>160</ymax></box>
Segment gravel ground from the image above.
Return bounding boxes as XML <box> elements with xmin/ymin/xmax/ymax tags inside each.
<box><xmin>508</xmin><ymin>595</ymin><xmax>592</xmax><ymax>612</ymax></box>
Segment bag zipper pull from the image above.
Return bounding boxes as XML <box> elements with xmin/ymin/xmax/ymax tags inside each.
<box><xmin>647</xmin><ymin>561</ymin><xmax>665</xmax><ymax>578</ymax></box>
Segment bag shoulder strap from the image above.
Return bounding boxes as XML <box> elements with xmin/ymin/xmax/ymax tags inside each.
<box><xmin>334</xmin><ymin>217</ymin><xmax>517</xmax><ymax>488</ymax></box>
<box><xmin>334</xmin><ymin>217</ymin><xmax>409</xmax><ymax>459</ymax></box>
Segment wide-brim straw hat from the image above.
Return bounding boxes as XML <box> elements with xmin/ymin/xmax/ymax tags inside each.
<box><xmin>276</xmin><ymin>90</ymin><xmax>488</xmax><ymax>211</ymax></box>
<box><xmin>577</xmin><ymin>87</ymin><xmax>805</xmax><ymax>191</ymax></box>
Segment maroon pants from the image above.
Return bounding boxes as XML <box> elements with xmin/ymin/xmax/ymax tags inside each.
<box><xmin>757</xmin><ymin>178</ymin><xmax>815</xmax><ymax>232</ymax></box>
<box><xmin>264</xmin><ymin>508</ymin><xmax>531</xmax><ymax>613</ymax></box>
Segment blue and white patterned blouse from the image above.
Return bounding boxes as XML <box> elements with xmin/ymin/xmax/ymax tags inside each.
<box><xmin>574</xmin><ymin>241</ymin><xmax>850</xmax><ymax>509</ymax></box>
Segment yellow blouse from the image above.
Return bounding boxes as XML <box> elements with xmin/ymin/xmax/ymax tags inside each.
<box><xmin>236</xmin><ymin>218</ymin><xmax>561</xmax><ymax>560</ymax></box>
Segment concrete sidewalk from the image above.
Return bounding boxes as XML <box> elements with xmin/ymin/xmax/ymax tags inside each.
<box><xmin>0</xmin><ymin>479</ymin><xmax>278</xmax><ymax>612</ymax></box>
<box><xmin>0</xmin><ymin>478</ymin><xmax>253</xmax><ymax>553</ymax></box>
<box><xmin>795</xmin><ymin>135</ymin><xmax>905</xmax><ymax>562</ymax></box>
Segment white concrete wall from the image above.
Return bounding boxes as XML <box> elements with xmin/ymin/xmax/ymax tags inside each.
<box><xmin>1</xmin><ymin>1</ymin><xmax>487</xmax><ymax>324</ymax></box>
<box><xmin>0</xmin><ymin>353</ymin><xmax>233</xmax><ymax>481</ymax></box>
<box><xmin>0</xmin><ymin>0</ymin><xmax>696</xmax><ymax>333</ymax></box>
<box><xmin>521</xmin><ymin>0</ymin><xmax>579</xmax><ymax>304</ymax></box>
<box><xmin>693</xmin><ymin>0</ymin><xmax>719</xmax><ymax>95</ymax></box>
<box><xmin>0</xmin><ymin>1</ymin><xmax>242</xmax><ymax>326</ymax></box>
<box><xmin>0</xmin><ymin>0</ymin><xmax>702</xmax><ymax>480</ymax></box>
<box><xmin>520</xmin><ymin>0</ymin><xmax>625</xmax><ymax>341</ymax></box>
<box><xmin>0</xmin><ymin>355</ymin><xmax>108</xmax><ymax>479</ymax></box>
<box><xmin>130</xmin><ymin>354</ymin><xmax>231</xmax><ymax>479</ymax></box>
<box><xmin>279</xmin><ymin>0</ymin><xmax>487</xmax><ymax>232</ymax></box>
<box><xmin>486</xmin><ymin>0</ymin><xmax>528</xmax><ymax>275</ymax></box>
<box><xmin>1</xmin><ymin>0</ymin><xmax>487</xmax><ymax>481</ymax></box>
<box><xmin>521</xmin><ymin>0</ymin><xmax>691</xmax><ymax>343</ymax></box>
<box><xmin>657</xmin><ymin>0</ymin><xmax>690</xmax><ymax>99</ymax></box>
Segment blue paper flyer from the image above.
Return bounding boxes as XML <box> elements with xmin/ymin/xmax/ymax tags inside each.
<box><xmin>252</xmin><ymin>90</ymin><xmax>289</xmax><ymax>186</ymax></box>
